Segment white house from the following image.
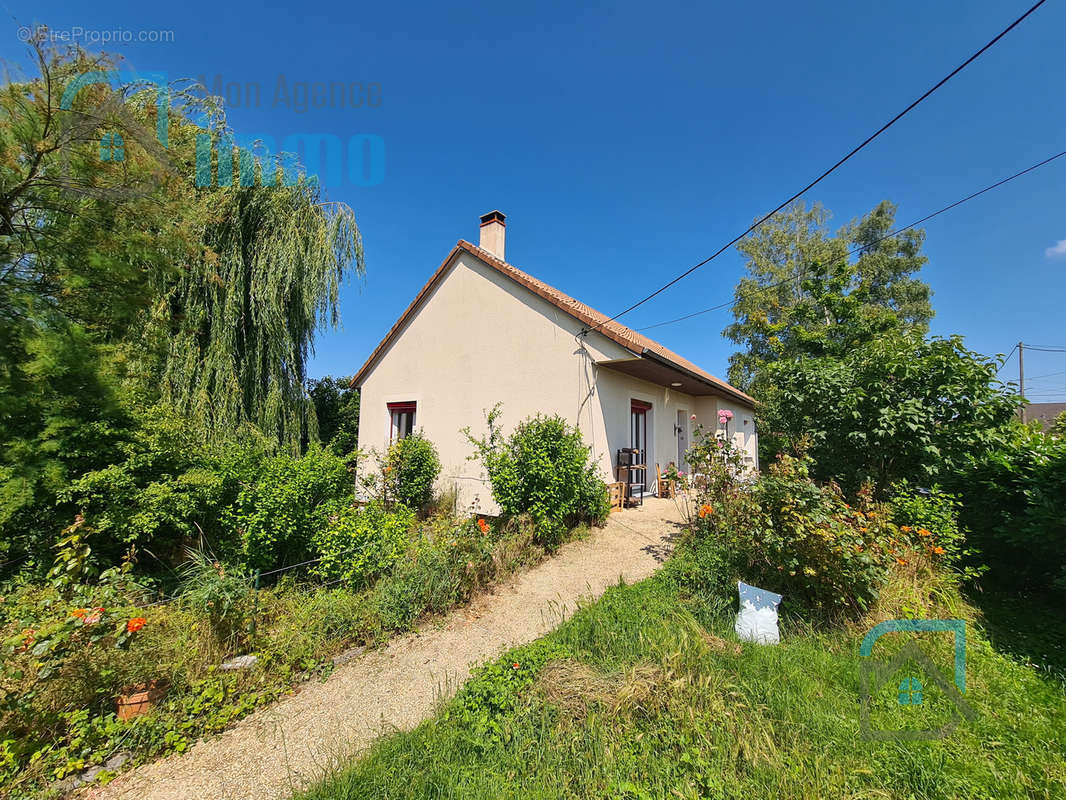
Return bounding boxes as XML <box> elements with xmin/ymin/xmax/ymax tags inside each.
<box><xmin>352</xmin><ymin>211</ymin><xmax>757</xmax><ymax>511</ymax></box>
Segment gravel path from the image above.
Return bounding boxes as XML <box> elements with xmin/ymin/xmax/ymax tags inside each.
<box><xmin>92</xmin><ymin>498</ymin><xmax>684</xmax><ymax>800</ymax></box>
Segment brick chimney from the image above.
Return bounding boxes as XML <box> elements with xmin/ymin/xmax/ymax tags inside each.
<box><xmin>478</xmin><ymin>210</ymin><xmax>506</xmax><ymax>260</ymax></box>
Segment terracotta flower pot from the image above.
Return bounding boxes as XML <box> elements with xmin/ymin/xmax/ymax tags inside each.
<box><xmin>116</xmin><ymin>680</ymin><xmax>167</xmax><ymax>721</ymax></box>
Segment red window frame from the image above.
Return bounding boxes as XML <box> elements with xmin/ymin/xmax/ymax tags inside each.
<box><xmin>387</xmin><ymin>401</ymin><xmax>416</xmax><ymax>442</ymax></box>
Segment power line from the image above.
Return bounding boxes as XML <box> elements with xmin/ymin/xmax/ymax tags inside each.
<box><xmin>583</xmin><ymin>0</ymin><xmax>1049</xmax><ymax>334</ymax></box>
<box><xmin>1023</xmin><ymin>345</ymin><xmax>1066</xmax><ymax>353</ymax></box>
<box><xmin>997</xmin><ymin>344</ymin><xmax>1020</xmax><ymax>373</ymax></box>
<box><xmin>1025</xmin><ymin>368</ymin><xmax>1066</xmax><ymax>381</ymax></box>
<box><xmin>638</xmin><ymin>148</ymin><xmax>1066</xmax><ymax>333</ymax></box>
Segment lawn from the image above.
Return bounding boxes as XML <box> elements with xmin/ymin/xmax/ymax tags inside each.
<box><xmin>296</xmin><ymin>571</ymin><xmax>1066</xmax><ymax>800</ymax></box>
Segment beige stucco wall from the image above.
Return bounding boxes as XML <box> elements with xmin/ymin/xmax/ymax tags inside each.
<box><xmin>357</xmin><ymin>250</ymin><xmax>757</xmax><ymax>511</ymax></box>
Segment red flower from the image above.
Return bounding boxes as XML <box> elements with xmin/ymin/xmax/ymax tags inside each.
<box><xmin>126</xmin><ymin>617</ymin><xmax>147</xmax><ymax>633</ymax></box>
<box><xmin>477</xmin><ymin>518</ymin><xmax>490</xmax><ymax>534</ymax></box>
<box><xmin>512</xmin><ymin>662</ymin><xmax>520</xmax><ymax>670</ymax></box>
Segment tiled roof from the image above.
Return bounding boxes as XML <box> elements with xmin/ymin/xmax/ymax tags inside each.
<box><xmin>352</xmin><ymin>240</ymin><xmax>754</xmax><ymax>406</ymax></box>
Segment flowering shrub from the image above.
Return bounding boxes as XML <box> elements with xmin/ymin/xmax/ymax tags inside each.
<box><xmin>681</xmin><ymin>447</ymin><xmax>929</xmax><ymax>615</ymax></box>
<box><xmin>465</xmin><ymin>407</ymin><xmax>609</xmax><ymax>547</ymax></box>
<box><xmin>888</xmin><ymin>483</ymin><xmax>981</xmax><ymax>579</ymax></box>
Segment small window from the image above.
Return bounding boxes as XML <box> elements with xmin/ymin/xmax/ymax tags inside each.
<box><xmin>388</xmin><ymin>402</ymin><xmax>416</xmax><ymax>442</ymax></box>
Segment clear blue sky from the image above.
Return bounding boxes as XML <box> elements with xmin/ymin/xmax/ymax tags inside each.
<box><xmin>6</xmin><ymin>0</ymin><xmax>1066</xmax><ymax>399</ymax></box>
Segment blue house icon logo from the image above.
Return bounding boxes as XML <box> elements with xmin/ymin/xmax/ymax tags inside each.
<box><xmin>99</xmin><ymin>131</ymin><xmax>124</xmax><ymax>162</ymax></box>
<box><xmin>859</xmin><ymin>619</ymin><xmax>975</xmax><ymax>740</ymax></box>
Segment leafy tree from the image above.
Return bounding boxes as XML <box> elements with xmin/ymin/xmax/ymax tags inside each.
<box><xmin>757</xmin><ymin>333</ymin><xmax>1017</xmax><ymax>495</ymax></box>
<box><xmin>308</xmin><ymin>376</ymin><xmax>359</xmax><ymax>454</ymax></box>
<box><xmin>725</xmin><ymin>200</ymin><xmax>933</xmax><ymax>392</ymax></box>
<box><xmin>0</xmin><ymin>42</ymin><xmax>363</xmax><ymax>566</ymax></box>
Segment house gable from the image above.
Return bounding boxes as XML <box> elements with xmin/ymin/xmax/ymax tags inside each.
<box><xmin>354</xmin><ymin>244</ymin><xmax>635</xmax><ymax>388</ymax></box>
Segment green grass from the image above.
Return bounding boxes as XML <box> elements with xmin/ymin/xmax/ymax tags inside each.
<box><xmin>296</xmin><ymin>575</ymin><xmax>1066</xmax><ymax>800</ymax></box>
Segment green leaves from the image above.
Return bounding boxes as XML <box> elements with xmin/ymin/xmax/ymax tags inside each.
<box><xmin>725</xmin><ymin>200</ymin><xmax>933</xmax><ymax>394</ymax></box>
<box><xmin>757</xmin><ymin>333</ymin><xmax>1017</xmax><ymax>495</ymax></box>
<box><xmin>466</xmin><ymin>409</ymin><xmax>608</xmax><ymax>547</ymax></box>
<box><xmin>384</xmin><ymin>434</ymin><xmax>440</xmax><ymax>512</ymax></box>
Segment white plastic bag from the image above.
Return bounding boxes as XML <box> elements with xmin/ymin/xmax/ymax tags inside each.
<box><xmin>734</xmin><ymin>581</ymin><xmax>782</xmax><ymax>645</ymax></box>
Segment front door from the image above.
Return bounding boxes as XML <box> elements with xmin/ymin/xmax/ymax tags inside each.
<box><xmin>630</xmin><ymin>400</ymin><xmax>650</xmax><ymax>491</ymax></box>
<box><xmin>677</xmin><ymin>409</ymin><xmax>689</xmax><ymax>472</ymax></box>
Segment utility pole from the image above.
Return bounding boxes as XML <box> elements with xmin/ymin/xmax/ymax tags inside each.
<box><xmin>1019</xmin><ymin>341</ymin><xmax>1026</xmax><ymax>423</ymax></box>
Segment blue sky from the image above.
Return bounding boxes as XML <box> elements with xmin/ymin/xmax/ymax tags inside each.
<box><xmin>5</xmin><ymin>0</ymin><xmax>1065</xmax><ymax>400</ymax></box>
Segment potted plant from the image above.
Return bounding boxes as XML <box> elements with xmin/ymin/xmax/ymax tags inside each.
<box><xmin>116</xmin><ymin>679</ymin><xmax>168</xmax><ymax>721</ymax></box>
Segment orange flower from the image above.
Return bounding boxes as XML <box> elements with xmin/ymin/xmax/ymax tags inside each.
<box><xmin>918</xmin><ymin>528</ymin><xmax>932</xmax><ymax>537</ymax></box>
<box><xmin>477</xmin><ymin>518</ymin><xmax>490</xmax><ymax>534</ymax></box>
<box><xmin>899</xmin><ymin>525</ymin><xmax>912</xmax><ymax>533</ymax></box>
<box><xmin>512</xmin><ymin>662</ymin><xmax>520</xmax><ymax>670</ymax></box>
<box><xmin>896</xmin><ymin>558</ymin><xmax>908</xmax><ymax>565</ymax></box>
<box><xmin>855</xmin><ymin>511</ymin><xmax>866</xmax><ymax>519</ymax></box>
<box><xmin>71</xmin><ymin>608</ymin><xmax>88</xmax><ymax>618</ymax></box>
<box><xmin>698</xmin><ymin>504</ymin><xmax>714</xmax><ymax>519</ymax></box>
<box><xmin>126</xmin><ymin>617</ymin><xmax>147</xmax><ymax>633</ymax></box>
<box><xmin>932</xmin><ymin>546</ymin><xmax>946</xmax><ymax>555</ymax></box>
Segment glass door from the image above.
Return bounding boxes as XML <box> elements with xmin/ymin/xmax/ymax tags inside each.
<box><xmin>630</xmin><ymin>400</ymin><xmax>650</xmax><ymax>490</ymax></box>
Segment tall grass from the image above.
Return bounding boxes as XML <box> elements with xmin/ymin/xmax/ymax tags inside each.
<box><xmin>297</xmin><ymin>574</ymin><xmax>1066</xmax><ymax>800</ymax></box>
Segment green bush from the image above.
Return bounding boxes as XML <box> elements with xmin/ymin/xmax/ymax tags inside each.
<box><xmin>952</xmin><ymin>424</ymin><xmax>1066</xmax><ymax>594</ymax></box>
<box><xmin>62</xmin><ymin>406</ymin><xmax>271</xmax><ymax>569</ymax></box>
<box><xmin>372</xmin><ymin>516</ymin><xmax>495</xmax><ymax>631</ymax></box>
<box><xmin>225</xmin><ymin>446</ymin><xmax>353</xmax><ymax>572</ymax></box>
<box><xmin>384</xmin><ymin>433</ymin><xmax>440</xmax><ymax>512</ymax></box>
<box><xmin>312</xmin><ymin>501</ymin><xmax>414</xmax><ymax>590</ymax></box>
<box><xmin>466</xmin><ymin>406</ymin><xmax>609</xmax><ymax>547</ymax></box>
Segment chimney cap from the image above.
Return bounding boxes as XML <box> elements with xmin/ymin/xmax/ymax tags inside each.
<box><xmin>479</xmin><ymin>210</ymin><xmax>506</xmax><ymax>226</ymax></box>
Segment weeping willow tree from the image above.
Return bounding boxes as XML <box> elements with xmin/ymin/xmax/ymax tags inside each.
<box><xmin>1</xmin><ymin>40</ymin><xmax>364</xmax><ymax>457</ymax></box>
<box><xmin>133</xmin><ymin>94</ymin><xmax>364</xmax><ymax>451</ymax></box>
<box><xmin>150</xmin><ymin>180</ymin><xmax>362</xmax><ymax>451</ymax></box>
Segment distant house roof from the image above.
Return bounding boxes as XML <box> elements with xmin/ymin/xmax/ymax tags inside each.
<box><xmin>351</xmin><ymin>240</ymin><xmax>754</xmax><ymax>406</ymax></box>
<box><xmin>1026</xmin><ymin>401</ymin><xmax>1066</xmax><ymax>429</ymax></box>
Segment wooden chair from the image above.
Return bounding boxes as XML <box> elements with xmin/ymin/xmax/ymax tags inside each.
<box><xmin>656</xmin><ymin>464</ymin><xmax>675</xmax><ymax>499</ymax></box>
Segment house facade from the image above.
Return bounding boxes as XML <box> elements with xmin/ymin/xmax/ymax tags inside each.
<box><xmin>352</xmin><ymin>211</ymin><xmax>757</xmax><ymax>511</ymax></box>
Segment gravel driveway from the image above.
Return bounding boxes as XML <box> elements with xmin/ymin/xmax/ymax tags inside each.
<box><xmin>91</xmin><ymin>498</ymin><xmax>683</xmax><ymax>800</ymax></box>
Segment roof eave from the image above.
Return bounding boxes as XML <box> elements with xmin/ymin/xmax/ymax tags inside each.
<box><xmin>639</xmin><ymin>349</ymin><xmax>755</xmax><ymax>406</ymax></box>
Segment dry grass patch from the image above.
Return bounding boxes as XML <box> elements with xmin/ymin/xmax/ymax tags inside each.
<box><xmin>538</xmin><ymin>659</ymin><xmax>669</xmax><ymax>720</ymax></box>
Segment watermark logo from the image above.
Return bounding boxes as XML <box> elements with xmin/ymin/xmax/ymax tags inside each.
<box><xmin>19</xmin><ymin>24</ymin><xmax>176</xmax><ymax>44</ymax></box>
<box><xmin>859</xmin><ymin>619</ymin><xmax>975</xmax><ymax>741</ymax></box>
<box><xmin>58</xmin><ymin>70</ymin><xmax>384</xmax><ymax>193</ymax></box>
<box><xmin>197</xmin><ymin>74</ymin><xmax>382</xmax><ymax>113</ymax></box>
